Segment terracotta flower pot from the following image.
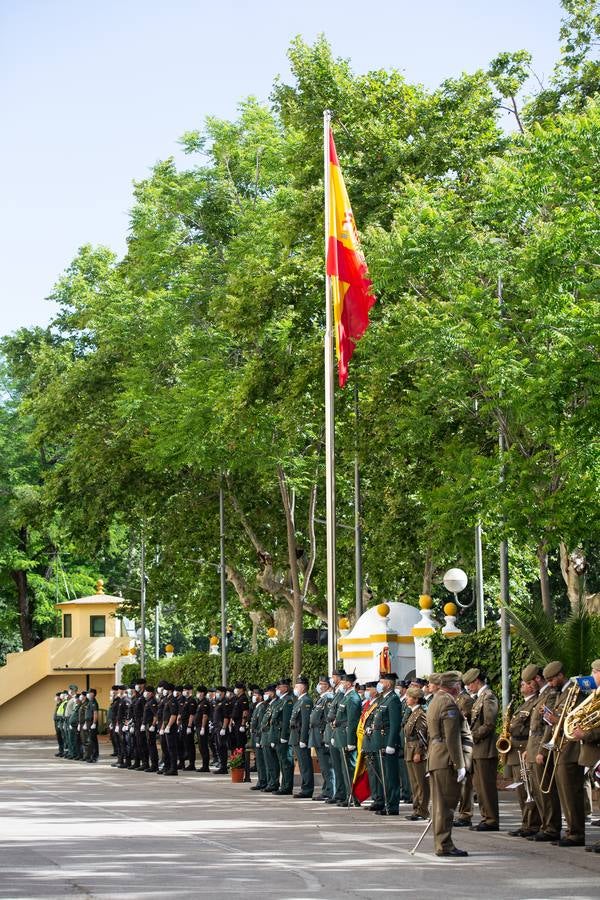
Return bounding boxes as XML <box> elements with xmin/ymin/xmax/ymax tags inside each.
<box><xmin>231</xmin><ymin>767</ymin><xmax>244</xmax><ymax>783</ymax></box>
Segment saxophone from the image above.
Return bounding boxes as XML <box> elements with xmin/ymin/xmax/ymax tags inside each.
<box><xmin>495</xmin><ymin>699</ymin><xmax>514</xmax><ymax>757</ymax></box>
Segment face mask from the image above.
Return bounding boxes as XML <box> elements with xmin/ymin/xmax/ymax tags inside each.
<box><xmin>173</xmin><ymin>691</ymin><xmax>180</xmax><ymax>697</ymax></box>
<box><xmin>336</xmin><ymin>683</ymin><xmax>344</xmax><ymax>693</ymax></box>
<box><xmin>275</xmin><ymin>689</ymin><xmax>282</xmax><ymax>699</ymax></box>
<box><xmin>86</xmin><ymin>693</ymin><xmax>93</xmax><ymax>700</ymax></box>
<box><xmin>395</xmin><ymin>688</ymin><xmax>401</xmax><ymax>696</ymax></box>
<box><xmin>293</xmin><ymin>688</ymin><xmax>300</xmax><ymax>697</ymax></box>
<box><xmin>215</xmin><ymin>692</ymin><xmax>222</xmax><ymax>701</ymax></box>
<box><xmin>376</xmin><ymin>683</ymin><xmax>383</xmax><ymax>693</ymax></box>
<box><xmin>317</xmin><ymin>683</ymin><xmax>326</xmax><ymax>695</ymax></box>
<box><xmin>252</xmin><ymin>695</ymin><xmax>259</xmax><ymax>704</ymax></box>
<box><xmin>134</xmin><ymin>685</ymin><xmax>141</xmax><ymax>692</ymax></box>
<box><xmin>325</xmin><ymin>690</ymin><xmax>334</xmax><ymax>699</ymax></box>
<box><xmin>127</xmin><ymin>690</ymin><xmax>133</xmax><ymax>698</ymax></box>
<box><xmin>143</xmin><ymin>691</ymin><xmax>150</xmax><ymax>699</ymax></box>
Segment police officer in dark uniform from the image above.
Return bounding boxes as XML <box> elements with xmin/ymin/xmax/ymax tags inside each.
<box><xmin>141</xmin><ymin>685</ymin><xmax>158</xmax><ymax>771</ymax></box>
<box><xmin>290</xmin><ymin>675</ymin><xmax>314</xmax><ymax>798</ymax></box>
<box><xmin>107</xmin><ymin>685</ymin><xmax>119</xmax><ymax>757</ymax></box>
<box><xmin>211</xmin><ymin>686</ymin><xmax>231</xmax><ymax>774</ymax></box>
<box><xmin>131</xmin><ymin>680</ymin><xmax>146</xmax><ymax>769</ymax></box>
<box><xmin>110</xmin><ymin>686</ymin><xmax>123</xmax><ymax>767</ymax></box>
<box><xmin>230</xmin><ymin>681</ymin><xmax>250</xmax><ymax>751</ymax></box>
<box><xmin>194</xmin><ymin>685</ymin><xmax>211</xmax><ymax>772</ymax></box>
<box><xmin>83</xmin><ymin>688</ymin><xmax>99</xmax><ymax>762</ymax></box>
<box><xmin>118</xmin><ymin>685</ymin><xmax>133</xmax><ymax>768</ymax></box>
<box><xmin>180</xmin><ymin>685</ymin><xmax>197</xmax><ymax>770</ymax></box>
<box><xmin>163</xmin><ymin>683</ymin><xmax>180</xmax><ymax>776</ymax></box>
<box><xmin>309</xmin><ymin>675</ymin><xmax>334</xmax><ymax>801</ymax></box>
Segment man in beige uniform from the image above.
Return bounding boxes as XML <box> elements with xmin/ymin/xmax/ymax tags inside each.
<box><xmin>574</xmin><ymin>659</ymin><xmax>600</xmax><ymax>853</ymax></box>
<box><xmin>541</xmin><ymin>660</ymin><xmax>586</xmax><ymax>847</ymax></box>
<box><xmin>525</xmin><ymin>666</ymin><xmax>561</xmax><ymax>843</ymax></box>
<box><xmin>463</xmin><ymin>668</ymin><xmax>499</xmax><ymax>831</ymax></box>
<box><xmin>454</xmin><ymin>678</ymin><xmax>475</xmax><ymax>828</ymax></box>
<box><xmin>426</xmin><ymin>671</ymin><xmax>468</xmax><ymax>857</ymax></box>
<box><xmin>403</xmin><ymin>687</ymin><xmax>429</xmax><ymax>820</ymax></box>
<box><xmin>505</xmin><ymin>664</ymin><xmax>542</xmax><ymax>837</ymax></box>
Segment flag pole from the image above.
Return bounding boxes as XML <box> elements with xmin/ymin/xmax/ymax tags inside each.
<box><xmin>324</xmin><ymin>109</ymin><xmax>338</xmax><ymax>674</ymax></box>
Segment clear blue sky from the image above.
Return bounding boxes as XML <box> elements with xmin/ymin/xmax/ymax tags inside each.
<box><xmin>0</xmin><ymin>0</ymin><xmax>563</xmax><ymax>337</ymax></box>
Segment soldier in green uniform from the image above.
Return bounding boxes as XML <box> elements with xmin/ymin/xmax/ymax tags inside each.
<box><xmin>454</xmin><ymin>675</ymin><xmax>475</xmax><ymax>828</ymax></box>
<box><xmin>324</xmin><ymin>669</ymin><xmax>346</xmax><ymax>804</ymax></box>
<box><xmin>289</xmin><ymin>675</ymin><xmax>314</xmax><ymax>798</ymax></box>
<box><xmin>369</xmin><ymin>672</ymin><xmax>401</xmax><ymax>815</ymax></box>
<box><xmin>260</xmin><ymin>684</ymin><xmax>280</xmax><ymax>792</ymax></box>
<box><xmin>332</xmin><ymin>672</ymin><xmax>362</xmax><ymax>806</ymax></box>
<box><xmin>309</xmin><ymin>675</ymin><xmax>334</xmax><ymax>802</ymax></box>
<box><xmin>249</xmin><ymin>686</ymin><xmax>268</xmax><ymax>791</ymax></box>
<box><xmin>359</xmin><ymin>681</ymin><xmax>381</xmax><ymax>807</ymax></box>
<box><xmin>505</xmin><ymin>665</ymin><xmax>542</xmax><ymax>837</ymax></box>
<box><xmin>463</xmin><ymin>667</ymin><xmax>500</xmax><ymax>831</ymax></box>
<box><xmin>270</xmin><ymin>677</ymin><xmax>295</xmax><ymax>795</ymax></box>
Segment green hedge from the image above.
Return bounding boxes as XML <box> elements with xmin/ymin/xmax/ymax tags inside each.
<box><xmin>122</xmin><ymin>643</ymin><xmax>328</xmax><ymax>689</ymax></box>
<box><xmin>430</xmin><ymin>624</ymin><xmax>531</xmax><ymax>699</ymax></box>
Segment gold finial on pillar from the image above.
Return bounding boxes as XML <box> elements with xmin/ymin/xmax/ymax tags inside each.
<box><xmin>95</xmin><ymin>578</ymin><xmax>105</xmax><ymax>595</ymax></box>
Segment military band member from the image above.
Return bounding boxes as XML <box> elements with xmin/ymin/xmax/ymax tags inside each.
<box><xmin>454</xmin><ymin>675</ymin><xmax>474</xmax><ymax>827</ymax></box>
<box><xmin>309</xmin><ymin>675</ymin><xmax>335</xmax><ymax>801</ymax></box>
<box><xmin>463</xmin><ymin>667</ymin><xmax>499</xmax><ymax>831</ymax></box>
<box><xmin>249</xmin><ymin>687</ymin><xmax>268</xmax><ymax>791</ymax></box>
<box><xmin>576</xmin><ymin>659</ymin><xmax>600</xmax><ymax>854</ymax></box>
<box><xmin>526</xmin><ymin>667</ymin><xmax>561</xmax><ymax>842</ymax></box>
<box><xmin>404</xmin><ymin>686</ymin><xmax>429</xmax><ymax>820</ymax></box>
<box><xmin>194</xmin><ymin>686</ymin><xmax>211</xmax><ymax>772</ymax></box>
<box><xmin>369</xmin><ymin>672</ymin><xmax>401</xmax><ymax>816</ymax></box>
<box><xmin>270</xmin><ymin>677</ymin><xmax>295</xmax><ymax>795</ymax></box>
<box><xmin>290</xmin><ymin>675</ymin><xmax>314</xmax><ymax>798</ymax></box>
<box><xmin>541</xmin><ymin>660</ymin><xmax>586</xmax><ymax>846</ymax></box>
<box><xmin>426</xmin><ymin>671</ymin><xmax>468</xmax><ymax>857</ymax></box>
<box><xmin>261</xmin><ymin>684</ymin><xmax>280</xmax><ymax>792</ymax></box>
<box><xmin>324</xmin><ymin>669</ymin><xmax>346</xmax><ymax>804</ymax></box>
<box><xmin>505</xmin><ymin>666</ymin><xmax>541</xmax><ymax>837</ymax></box>
<box><xmin>332</xmin><ymin>672</ymin><xmax>361</xmax><ymax>806</ymax></box>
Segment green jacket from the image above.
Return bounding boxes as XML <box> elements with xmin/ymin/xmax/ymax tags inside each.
<box><xmin>324</xmin><ymin>688</ymin><xmax>343</xmax><ymax>743</ymax></box>
<box><xmin>269</xmin><ymin>692</ymin><xmax>295</xmax><ymax>743</ymax></box>
<box><xmin>289</xmin><ymin>693</ymin><xmax>313</xmax><ymax>747</ymax></box>
<box><xmin>309</xmin><ymin>693</ymin><xmax>332</xmax><ymax>749</ymax></box>
<box><xmin>370</xmin><ymin>690</ymin><xmax>401</xmax><ymax>750</ymax></box>
<box><xmin>250</xmin><ymin>699</ymin><xmax>268</xmax><ymax>746</ymax></box>
<box><xmin>260</xmin><ymin>698</ymin><xmax>277</xmax><ymax>748</ymax></box>
<box><xmin>332</xmin><ymin>688</ymin><xmax>361</xmax><ymax>749</ymax></box>
<box><xmin>361</xmin><ymin>696</ymin><xmax>382</xmax><ymax>753</ymax></box>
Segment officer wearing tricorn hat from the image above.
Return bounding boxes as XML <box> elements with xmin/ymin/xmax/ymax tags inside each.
<box><xmin>289</xmin><ymin>675</ymin><xmax>314</xmax><ymax>798</ymax></box>
<box><xmin>368</xmin><ymin>671</ymin><xmax>402</xmax><ymax>815</ymax></box>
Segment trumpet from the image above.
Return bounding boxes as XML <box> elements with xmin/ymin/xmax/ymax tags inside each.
<box><xmin>540</xmin><ymin>681</ymin><xmax>581</xmax><ymax>795</ymax></box>
<box><xmin>564</xmin><ymin>686</ymin><xmax>600</xmax><ymax>739</ymax></box>
<box><xmin>496</xmin><ymin>699</ymin><xmax>514</xmax><ymax>757</ymax></box>
<box><xmin>518</xmin><ymin>750</ymin><xmax>534</xmax><ymax>805</ymax></box>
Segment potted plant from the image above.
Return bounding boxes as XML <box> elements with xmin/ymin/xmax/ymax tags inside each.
<box><xmin>228</xmin><ymin>748</ymin><xmax>245</xmax><ymax>782</ymax></box>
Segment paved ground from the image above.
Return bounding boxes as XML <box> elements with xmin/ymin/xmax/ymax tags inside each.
<box><xmin>0</xmin><ymin>740</ymin><xmax>599</xmax><ymax>899</ymax></box>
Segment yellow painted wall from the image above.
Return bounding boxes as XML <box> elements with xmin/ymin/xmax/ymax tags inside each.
<box><xmin>56</xmin><ymin>599</ymin><xmax>123</xmax><ymax>639</ymax></box>
<box><xmin>0</xmin><ymin>672</ymin><xmax>114</xmax><ymax>737</ymax></box>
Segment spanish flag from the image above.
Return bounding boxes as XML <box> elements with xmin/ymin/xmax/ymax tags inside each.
<box><xmin>326</xmin><ymin>128</ymin><xmax>376</xmax><ymax>388</ymax></box>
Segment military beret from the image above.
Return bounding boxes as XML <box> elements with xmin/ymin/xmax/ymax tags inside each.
<box><xmin>318</xmin><ymin>673</ymin><xmax>331</xmax><ymax>683</ymax></box>
<box><xmin>543</xmin><ymin>660</ymin><xmax>564</xmax><ymax>679</ymax></box>
<box><xmin>234</xmin><ymin>681</ymin><xmax>246</xmax><ymax>689</ymax></box>
<box><xmin>332</xmin><ymin>668</ymin><xmax>346</xmax><ymax>677</ymax></box>
<box><xmin>253</xmin><ymin>686</ymin><xmax>264</xmax><ymax>694</ymax></box>
<box><xmin>365</xmin><ymin>681</ymin><xmax>377</xmax><ymax>688</ymax></box>
<box><xmin>296</xmin><ymin>675</ymin><xmax>310</xmax><ymax>686</ymax></box>
<box><xmin>440</xmin><ymin>670</ymin><xmax>462</xmax><ymax>687</ymax></box>
<box><xmin>462</xmin><ymin>668</ymin><xmax>481</xmax><ymax>685</ymax></box>
<box><xmin>591</xmin><ymin>659</ymin><xmax>600</xmax><ymax>672</ymax></box>
<box><xmin>406</xmin><ymin>686</ymin><xmax>424</xmax><ymax>700</ymax></box>
<box><xmin>380</xmin><ymin>672</ymin><xmax>398</xmax><ymax>681</ymax></box>
<box><xmin>197</xmin><ymin>685</ymin><xmax>208</xmax><ymax>693</ymax></box>
<box><xmin>277</xmin><ymin>677</ymin><xmax>292</xmax><ymax>686</ymax></box>
<box><xmin>427</xmin><ymin>673</ymin><xmax>442</xmax><ymax>685</ymax></box>
<box><xmin>521</xmin><ymin>664</ymin><xmax>541</xmax><ymax>682</ymax></box>
<box><xmin>265</xmin><ymin>683</ymin><xmax>277</xmax><ymax>692</ymax></box>
<box><xmin>68</xmin><ymin>684</ymin><xmax>78</xmax><ymax>691</ymax></box>
<box><xmin>343</xmin><ymin>672</ymin><xmax>357</xmax><ymax>683</ymax></box>
<box><xmin>144</xmin><ymin>685</ymin><xmax>154</xmax><ymax>693</ymax></box>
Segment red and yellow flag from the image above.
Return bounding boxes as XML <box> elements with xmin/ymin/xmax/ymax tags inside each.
<box><xmin>326</xmin><ymin>128</ymin><xmax>376</xmax><ymax>388</ymax></box>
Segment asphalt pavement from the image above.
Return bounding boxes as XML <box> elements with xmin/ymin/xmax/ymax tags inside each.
<box><xmin>0</xmin><ymin>739</ymin><xmax>599</xmax><ymax>899</ymax></box>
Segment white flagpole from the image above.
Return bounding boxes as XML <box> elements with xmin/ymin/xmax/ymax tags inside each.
<box><xmin>324</xmin><ymin>109</ymin><xmax>338</xmax><ymax>674</ymax></box>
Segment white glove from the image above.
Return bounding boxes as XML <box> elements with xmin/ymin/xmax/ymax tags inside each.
<box><xmin>456</xmin><ymin>767</ymin><xmax>466</xmax><ymax>783</ymax></box>
<box><xmin>186</xmin><ymin>727</ymin><xmax>192</xmax><ymax>734</ymax></box>
<box><xmin>149</xmin><ymin>726</ymin><xmax>155</xmax><ymax>732</ymax></box>
<box><xmin>115</xmin><ymin>726</ymin><xmax>120</xmax><ymax>733</ymax></box>
<box><xmin>331</xmin><ymin>738</ymin><xmax>335</xmax><ymax>746</ymax></box>
<box><xmin>270</xmin><ymin>742</ymin><xmax>275</xmax><ymax>748</ymax></box>
<box><xmin>219</xmin><ymin>728</ymin><xmax>226</xmax><ymax>736</ymax></box>
<box><xmin>280</xmin><ymin>738</ymin><xmax>288</xmax><ymax>744</ymax></box>
<box><xmin>82</xmin><ymin>724</ymin><xmax>87</xmax><ymax>730</ymax></box>
<box><xmin>164</xmin><ymin>727</ymin><xmax>170</xmax><ymax>734</ymax></box>
<box><xmin>239</xmin><ymin>726</ymin><xmax>245</xmax><ymax>733</ymax></box>
<box><xmin>199</xmin><ymin>728</ymin><xmax>205</xmax><ymax>736</ymax></box>
<box><xmin>140</xmin><ymin>725</ymin><xmax>146</xmax><ymax>732</ymax></box>
<box><xmin>385</xmin><ymin>746</ymin><xmax>395</xmax><ymax>755</ymax></box>
<box><xmin>77</xmin><ymin>725</ymin><xmax>81</xmax><ymax>732</ymax></box>
<box><xmin>255</xmin><ymin>742</ymin><xmax>260</xmax><ymax>748</ymax></box>
<box><xmin>347</xmin><ymin>745</ymin><xmax>356</xmax><ymax>751</ymax></box>
<box><xmin>299</xmin><ymin>741</ymin><xmax>307</xmax><ymax>749</ymax></box>
<box><xmin>90</xmin><ymin>723</ymin><xmax>97</xmax><ymax>730</ymax></box>
<box><xmin>122</xmin><ymin>725</ymin><xmax>129</xmax><ymax>732</ymax></box>
<box><xmin>159</xmin><ymin>729</ymin><xmax>164</xmax><ymax>735</ymax></box>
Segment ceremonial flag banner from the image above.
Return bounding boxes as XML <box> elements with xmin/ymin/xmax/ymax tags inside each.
<box><xmin>326</xmin><ymin>127</ymin><xmax>376</xmax><ymax>388</ymax></box>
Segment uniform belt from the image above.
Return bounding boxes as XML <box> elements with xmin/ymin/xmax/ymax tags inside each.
<box><xmin>431</xmin><ymin>737</ymin><xmax>444</xmax><ymax>743</ymax></box>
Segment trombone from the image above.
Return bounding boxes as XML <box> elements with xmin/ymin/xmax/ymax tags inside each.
<box><xmin>539</xmin><ymin>682</ymin><xmax>580</xmax><ymax>795</ymax></box>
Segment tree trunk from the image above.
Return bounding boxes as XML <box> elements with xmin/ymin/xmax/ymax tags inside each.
<box><xmin>559</xmin><ymin>543</ymin><xmax>586</xmax><ymax>610</ymax></box>
<box><xmin>12</xmin><ymin>526</ymin><xmax>35</xmax><ymax>650</ymax></box>
<box><xmin>422</xmin><ymin>547</ymin><xmax>434</xmax><ymax>596</ymax></box>
<box><xmin>273</xmin><ymin>605</ymin><xmax>293</xmax><ymax>640</ymax></box>
<box><xmin>537</xmin><ymin>542</ymin><xmax>553</xmax><ymax>618</ymax></box>
<box><xmin>278</xmin><ymin>466</ymin><xmax>303</xmax><ymax>680</ymax></box>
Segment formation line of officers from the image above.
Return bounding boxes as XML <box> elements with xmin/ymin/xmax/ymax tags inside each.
<box><xmin>52</xmin><ymin>658</ymin><xmax>600</xmax><ymax>858</ymax></box>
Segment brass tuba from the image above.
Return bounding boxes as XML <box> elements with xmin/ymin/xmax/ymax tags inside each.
<box><xmin>495</xmin><ymin>698</ymin><xmax>514</xmax><ymax>756</ymax></box>
<box><xmin>564</xmin><ymin>686</ymin><xmax>600</xmax><ymax>739</ymax></box>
